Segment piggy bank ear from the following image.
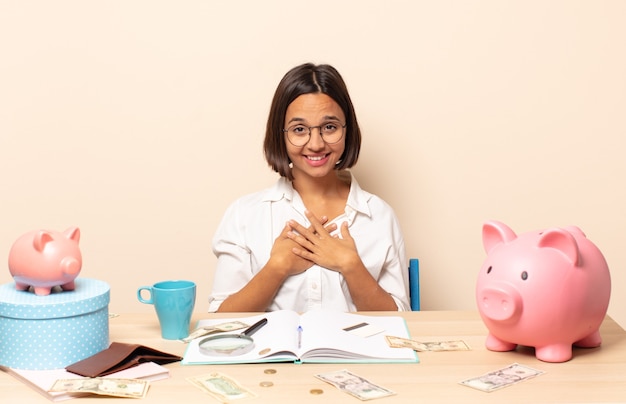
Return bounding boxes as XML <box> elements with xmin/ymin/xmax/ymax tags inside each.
<box><xmin>482</xmin><ymin>220</ymin><xmax>517</xmax><ymax>254</ymax></box>
<box><xmin>537</xmin><ymin>228</ymin><xmax>581</xmax><ymax>266</ymax></box>
<box><xmin>562</xmin><ymin>225</ymin><xmax>586</xmax><ymax>238</ymax></box>
<box><xmin>33</xmin><ymin>231</ymin><xmax>54</xmax><ymax>252</ymax></box>
<box><xmin>63</xmin><ymin>227</ymin><xmax>81</xmax><ymax>243</ymax></box>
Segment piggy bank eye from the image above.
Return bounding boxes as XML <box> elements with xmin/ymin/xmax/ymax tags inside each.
<box><xmin>487</xmin><ymin>266</ymin><xmax>493</xmax><ymax>274</ymax></box>
<box><xmin>521</xmin><ymin>271</ymin><xmax>528</xmax><ymax>280</ymax></box>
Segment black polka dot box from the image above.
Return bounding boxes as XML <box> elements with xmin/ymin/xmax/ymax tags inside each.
<box><xmin>0</xmin><ymin>278</ymin><xmax>110</xmax><ymax>370</ymax></box>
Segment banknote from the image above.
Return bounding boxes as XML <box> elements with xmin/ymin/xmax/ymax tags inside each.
<box><xmin>181</xmin><ymin>321</ymin><xmax>249</xmax><ymax>343</ymax></box>
<box><xmin>49</xmin><ymin>378</ymin><xmax>149</xmax><ymax>398</ymax></box>
<box><xmin>459</xmin><ymin>363</ymin><xmax>545</xmax><ymax>392</ymax></box>
<box><xmin>385</xmin><ymin>335</ymin><xmax>428</xmax><ymax>351</ymax></box>
<box><xmin>315</xmin><ymin>369</ymin><xmax>395</xmax><ymax>401</ymax></box>
<box><xmin>188</xmin><ymin>372</ymin><xmax>257</xmax><ymax>402</ymax></box>
<box><xmin>417</xmin><ymin>340</ymin><xmax>470</xmax><ymax>351</ymax></box>
<box><xmin>385</xmin><ymin>335</ymin><xmax>470</xmax><ymax>351</ymax></box>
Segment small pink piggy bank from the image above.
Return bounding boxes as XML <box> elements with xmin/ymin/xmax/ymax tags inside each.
<box><xmin>8</xmin><ymin>227</ymin><xmax>82</xmax><ymax>296</ymax></box>
<box><xmin>477</xmin><ymin>220</ymin><xmax>611</xmax><ymax>362</ymax></box>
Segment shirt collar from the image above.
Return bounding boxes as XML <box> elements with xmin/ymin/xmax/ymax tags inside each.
<box><xmin>344</xmin><ymin>171</ymin><xmax>373</xmax><ymax>218</ymax></box>
<box><xmin>263</xmin><ymin>170</ymin><xmax>373</xmax><ymax>218</ymax></box>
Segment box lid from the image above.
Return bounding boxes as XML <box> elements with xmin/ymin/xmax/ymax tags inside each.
<box><xmin>0</xmin><ymin>278</ymin><xmax>110</xmax><ymax>319</ymax></box>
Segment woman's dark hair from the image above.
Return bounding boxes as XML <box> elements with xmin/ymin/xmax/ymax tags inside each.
<box><xmin>264</xmin><ymin>63</ymin><xmax>362</xmax><ymax>180</ymax></box>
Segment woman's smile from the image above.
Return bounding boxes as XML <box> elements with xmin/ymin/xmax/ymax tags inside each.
<box><xmin>304</xmin><ymin>153</ymin><xmax>330</xmax><ymax>165</ymax></box>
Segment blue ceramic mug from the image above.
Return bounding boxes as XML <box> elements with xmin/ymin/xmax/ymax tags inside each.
<box><xmin>137</xmin><ymin>280</ymin><xmax>196</xmax><ymax>340</ymax></box>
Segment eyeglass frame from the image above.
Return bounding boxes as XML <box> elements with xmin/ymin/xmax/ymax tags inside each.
<box><xmin>282</xmin><ymin>122</ymin><xmax>348</xmax><ymax>147</ymax></box>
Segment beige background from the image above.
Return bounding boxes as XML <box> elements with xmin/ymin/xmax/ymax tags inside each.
<box><xmin>1</xmin><ymin>1</ymin><xmax>624</xmax><ymax>327</ymax></box>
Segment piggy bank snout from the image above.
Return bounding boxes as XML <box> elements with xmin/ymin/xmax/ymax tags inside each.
<box><xmin>60</xmin><ymin>257</ymin><xmax>81</xmax><ymax>276</ymax></box>
<box><xmin>478</xmin><ymin>284</ymin><xmax>523</xmax><ymax>323</ymax></box>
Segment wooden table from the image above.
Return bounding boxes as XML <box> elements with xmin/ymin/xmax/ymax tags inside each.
<box><xmin>2</xmin><ymin>311</ymin><xmax>625</xmax><ymax>403</ymax></box>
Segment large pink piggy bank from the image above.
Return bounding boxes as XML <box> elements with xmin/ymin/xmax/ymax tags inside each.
<box><xmin>477</xmin><ymin>220</ymin><xmax>611</xmax><ymax>362</ymax></box>
<box><xmin>8</xmin><ymin>227</ymin><xmax>82</xmax><ymax>296</ymax></box>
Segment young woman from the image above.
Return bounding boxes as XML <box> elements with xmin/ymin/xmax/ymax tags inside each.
<box><xmin>208</xmin><ymin>63</ymin><xmax>410</xmax><ymax>312</ymax></box>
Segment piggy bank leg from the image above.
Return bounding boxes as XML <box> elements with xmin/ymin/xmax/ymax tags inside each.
<box><xmin>14</xmin><ymin>282</ymin><xmax>31</xmax><ymax>291</ymax></box>
<box><xmin>60</xmin><ymin>280</ymin><xmax>76</xmax><ymax>291</ymax></box>
<box><xmin>574</xmin><ymin>330</ymin><xmax>602</xmax><ymax>348</ymax></box>
<box><xmin>33</xmin><ymin>286</ymin><xmax>53</xmax><ymax>296</ymax></box>
<box><xmin>535</xmin><ymin>344</ymin><xmax>572</xmax><ymax>363</ymax></box>
<box><xmin>485</xmin><ymin>333</ymin><xmax>517</xmax><ymax>352</ymax></box>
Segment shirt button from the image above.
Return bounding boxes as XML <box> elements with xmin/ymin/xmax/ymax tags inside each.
<box><xmin>311</xmin><ymin>283</ymin><xmax>318</xmax><ymax>290</ymax></box>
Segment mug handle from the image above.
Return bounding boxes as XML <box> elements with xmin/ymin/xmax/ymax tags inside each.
<box><xmin>137</xmin><ymin>286</ymin><xmax>154</xmax><ymax>304</ymax></box>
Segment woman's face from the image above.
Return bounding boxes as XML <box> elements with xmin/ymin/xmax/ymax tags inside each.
<box><xmin>284</xmin><ymin>93</ymin><xmax>346</xmax><ymax>180</ymax></box>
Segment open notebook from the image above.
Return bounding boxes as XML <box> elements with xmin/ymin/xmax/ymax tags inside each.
<box><xmin>182</xmin><ymin>309</ymin><xmax>418</xmax><ymax>365</ymax></box>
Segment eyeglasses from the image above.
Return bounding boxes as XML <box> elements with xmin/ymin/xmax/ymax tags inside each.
<box><xmin>283</xmin><ymin>121</ymin><xmax>347</xmax><ymax>147</ymax></box>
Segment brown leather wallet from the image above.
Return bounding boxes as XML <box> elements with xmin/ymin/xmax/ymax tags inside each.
<box><xmin>65</xmin><ymin>342</ymin><xmax>182</xmax><ymax>377</ymax></box>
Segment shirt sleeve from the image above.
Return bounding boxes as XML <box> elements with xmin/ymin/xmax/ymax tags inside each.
<box><xmin>375</xmin><ymin>207</ymin><xmax>411</xmax><ymax>312</ymax></box>
<box><xmin>208</xmin><ymin>198</ymin><xmax>254</xmax><ymax>312</ymax></box>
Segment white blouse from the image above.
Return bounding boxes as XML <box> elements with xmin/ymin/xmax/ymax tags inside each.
<box><xmin>208</xmin><ymin>171</ymin><xmax>410</xmax><ymax>312</ymax></box>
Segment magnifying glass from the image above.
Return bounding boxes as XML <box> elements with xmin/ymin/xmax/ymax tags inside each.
<box><xmin>198</xmin><ymin>318</ymin><xmax>268</xmax><ymax>356</ymax></box>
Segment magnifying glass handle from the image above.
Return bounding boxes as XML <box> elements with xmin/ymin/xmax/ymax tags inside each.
<box><xmin>244</xmin><ymin>318</ymin><xmax>268</xmax><ymax>337</ymax></box>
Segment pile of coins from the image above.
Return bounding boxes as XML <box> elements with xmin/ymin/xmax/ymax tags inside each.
<box><xmin>259</xmin><ymin>368</ymin><xmax>277</xmax><ymax>388</ymax></box>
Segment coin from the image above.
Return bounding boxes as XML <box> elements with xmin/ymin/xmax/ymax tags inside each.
<box><xmin>258</xmin><ymin>348</ymin><xmax>271</xmax><ymax>355</ymax></box>
<box><xmin>264</xmin><ymin>368</ymin><xmax>277</xmax><ymax>374</ymax></box>
<box><xmin>310</xmin><ymin>389</ymin><xmax>324</xmax><ymax>395</ymax></box>
<box><xmin>260</xmin><ymin>381</ymin><xmax>274</xmax><ymax>387</ymax></box>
